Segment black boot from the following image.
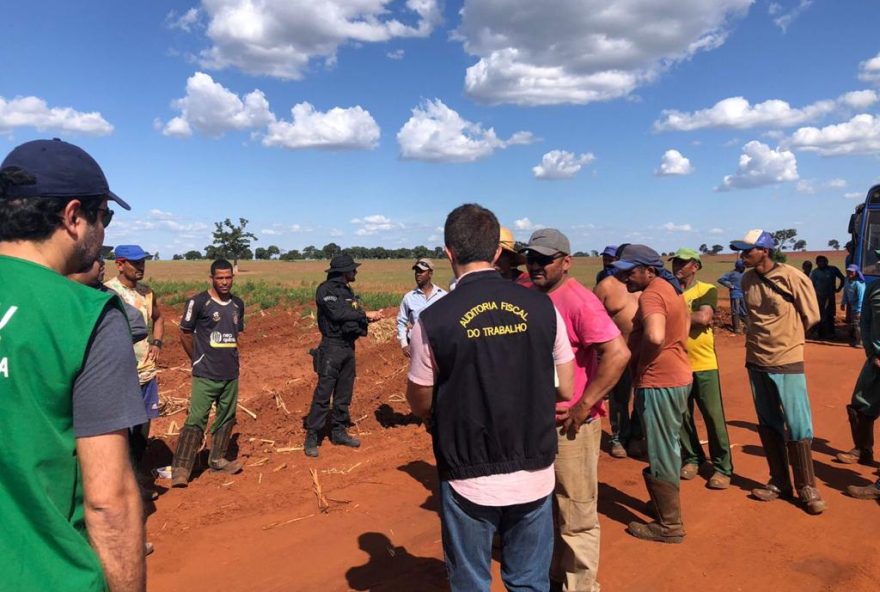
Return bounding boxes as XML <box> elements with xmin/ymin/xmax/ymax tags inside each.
<box><xmin>626</xmin><ymin>472</ymin><xmax>684</xmax><ymax>543</ymax></box>
<box><xmin>171</xmin><ymin>425</ymin><xmax>203</xmax><ymax>488</ymax></box>
<box><xmin>751</xmin><ymin>425</ymin><xmax>793</xmax><ymax>501</ymax></box>
<box><xmin>788</xmin><ymin>440</ymin><xmax>827</xmax><ymax>515</ymax></box>
<box><xmin>209</xmin><ymin>420</ymin><xmax>243</xmax><ymax>474</ymax></box>
<box><xmin>836</xmin><ymin>406</ymin><xmax>875</xmax><ymax>465</ymax></box>
<box><xmin>331</xmin><ymin>428</ymin><xmax>361</xmax><ymax>448</ymax></box>
<box><xmin>304</xmin><ymin>430</ymin><xmax>319</xmax><ymax>457</ymax></box>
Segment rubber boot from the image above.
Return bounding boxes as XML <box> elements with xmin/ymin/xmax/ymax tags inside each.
<box><xmin>209</xmin><ymin>420</ymin><xmax>243</xmax><ymax>474</ymax></box>
<box><xmin>836</xmin><ymin>406</ymin><xmax>875</xmax><ymax>466</ymax></box>
<box><xmin>751</xmin><ymin>426</ymin><xmax>793</xmax><ymax>501</ymax></box>
<box><xmin>331</xmin><ymin>428</ymin><xmax>361</xmax><ymax>448</ymax></box>
<box><xmin>304</xmin><ymin>430</ymin><xmax>319</xmax><ymax>458</ymax></box>
<box><xmin>787</xmin><ymin>440</ymin><xmax>827</xmax><ymax>515</ymax></box>
<box><xmin>846</xmin><ymin>478</ymin><xmax>880</xmax><ymax>500</ymax></box>
<box><xmin>626</xmin><ymin>472</ymin><xmax>685</xmax><ymax>544</ymax></box>
<box><xmin>171</xmin><ymin>425</ymin><xmax>203</xmax><ymax>488</ymax></box>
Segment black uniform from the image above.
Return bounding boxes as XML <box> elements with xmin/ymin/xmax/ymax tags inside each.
<box><xmin>306</xmin><ymin>275</ymin><xmax>368</xmax><ymax>433</ymax></box>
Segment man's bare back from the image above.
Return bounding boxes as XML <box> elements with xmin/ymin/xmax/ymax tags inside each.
<box><xmin>594</xmin><ymin>274</ymin><xmax>640</xmax><ymax>340</ymax></box>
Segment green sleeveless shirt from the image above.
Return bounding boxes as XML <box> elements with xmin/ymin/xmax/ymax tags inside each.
<box><xmin>0</xmin><ymin>255</ymin><xmax>119</xmax><ymax>591</ymax></box>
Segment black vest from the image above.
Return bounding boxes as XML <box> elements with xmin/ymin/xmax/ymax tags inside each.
<box><xmin>418</xmin><ymin>269</ymin><xmax>558</xmax><ymax>480</ymax></box>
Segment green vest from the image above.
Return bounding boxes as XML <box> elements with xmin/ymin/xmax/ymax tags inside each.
<box><xmin>0</xmin><ymin>255</ymin><xmax>118</xmax><ymax>591</ymax></box>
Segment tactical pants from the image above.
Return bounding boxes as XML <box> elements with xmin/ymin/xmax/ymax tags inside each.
<box><xmin>306</xmin><ymin>343</ymin><xmax>356</xmax><ymax>432</ymax></box>
<box><xmin>679</xmin><ymin>370</ymin><xmax>734</xmax><ymax>476</ymax></box>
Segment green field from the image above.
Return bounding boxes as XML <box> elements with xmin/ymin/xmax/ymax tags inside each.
<box><xmin>141</xmin><ymin>252</ymin><xmax>846</xmax><ymax>311</ymax></box>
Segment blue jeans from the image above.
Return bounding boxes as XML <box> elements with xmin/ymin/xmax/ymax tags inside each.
<box><xmin>439</xmin><ymin>480</ymin><xmax>553</xmax><ymax>591</ymax></box>
<box><xmin>748</xmin><ymin>370</ymin><xmax>814</xmax><ymax>440</ymax></box>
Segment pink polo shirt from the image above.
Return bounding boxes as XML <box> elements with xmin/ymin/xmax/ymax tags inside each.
<box><xmin>543</xmin><ymin>278</ymin><xmax>621</xmax><ymax>420</ymax></box>
<box><xmin>408</xmin><ymin>303</ymin><xmax>574</xmax><ymax>506</ymax></box>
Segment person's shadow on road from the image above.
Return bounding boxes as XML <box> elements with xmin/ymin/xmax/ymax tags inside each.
<box><xmin>345</xmin><ymin>532</ymin><xmax>447</xmax><ymax>591</ymax></box>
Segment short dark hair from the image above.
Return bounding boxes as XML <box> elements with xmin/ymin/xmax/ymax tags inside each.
<box><xmin>210</xmin><ymin>258</ymin><xmax>233</xmax><ymax>275</ymax></box>
<box><xmin>444</xmin><ymin>203</ymin><xmax>499</xmax><ymax>265</ymax></box>
<box><xmin>815</xmin><ymin>255</ymin><xmax>828</xmax><ymax>264</ymax></box>
<box><xmin>0</xmin><ymin>196</ymin><xmax>102</xmax><ymax>241</ymax></box>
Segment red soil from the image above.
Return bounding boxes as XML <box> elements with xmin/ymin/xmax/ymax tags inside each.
<box><xmin>144</xmin><ymin>303</ymin><xmax>880</xmax><ymax>592</ymax></box>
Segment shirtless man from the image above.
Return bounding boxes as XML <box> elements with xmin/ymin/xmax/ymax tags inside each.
<box><xmin>594</xmin><ymin>244</ymin><xmax>643</xmax><ymax>458</ymax></box>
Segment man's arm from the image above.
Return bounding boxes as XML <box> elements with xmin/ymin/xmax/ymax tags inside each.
<box><xmin>636</xmin><ymin>312</ymin><xmax>666</xmax><ymax>378</ymax></box>
<box><xmin>690</xmin><ymin>304</ymin><xmax>714</xmax><ymax>327</ymax></box>
<box><xmin>835</xmin><ymin>267</ymin><xmax>846</xmax><ymax>292</ymax></box>
<box><xmin>717</xmin><ymin>272</ymin><xmax>733</xmax><ymax>289</ymax></box>
<box><xmin>78</xmin><ymin>431</ymin><xmax>145</xmax><ymax>592</ymax></box>
<box><xmin>791</xmin><ymin>271</ymin><xmax>821</xmax><ymax>329</ymax></box>
<box><xmin>406</xmin><ymin>381</ymin><xmax>433</xmax><ymax>420</ymax></box>
<box><xmin>146</xmin><ymin>292</ymin><xmax>164</xmax><ymax>364</ymax></box>
<box><xmin>180</xmin><ymin>329</ymin><xmax>194</xmax><ymax>360</ymax></box>
<box><xmin>396</xmin><ymin>296</ymin><xmax>410</xmax><ymax>350</ymax></box>
<box><xmin>561</xmin><ymin>335</ymin><xmax>629</xmax><ymax>433</ymax></box>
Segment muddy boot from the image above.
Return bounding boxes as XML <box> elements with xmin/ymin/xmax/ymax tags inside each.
<box><xmin>208</xmin><ymin>420</ymin><xmax>243</xmax><ymax>474</ymax></box>
<box><xmin>304</xmin><ymin>430</ymin><xmax>319</xmax><ymax>458</ymax></box>
<box><xmin>171</xmin><ymin>425</ymin><xmax>203</xmax><ymax>488</ymax></box>
<box><xmin>846</xmin><ymin>478</ymin><xmax>880</xmax><ymax>500</ymax></box>
<box><xmin>787</xmin><ymin>440</ymin><xmax>827</xmax><ymax>515</ymax></box>
<box><xmin>331</xmin><ymin>428</ymin><xmax>361</xmax><ymax>448</ymax></box>
<box><xmin>626</xmin><ymin>472</ymin><xmax>685</xmax><ymax>544</ymax></box>
<box><xmin>751</xmin><ymin>426</ymin><xmax>793</xmax><ymax>501</ymax></box>
<box><xmin>836</xmin><ymin>406</ymin><xmax>875</xmax><ymax>466</ymax></box>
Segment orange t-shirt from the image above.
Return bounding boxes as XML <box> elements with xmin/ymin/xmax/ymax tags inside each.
<box><xmin>629</xmin><ymin>277</ymin><xmax>692</xmax><ymax>389</ymax></box>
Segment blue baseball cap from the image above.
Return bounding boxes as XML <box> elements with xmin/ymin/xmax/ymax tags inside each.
<box><xmin>115</xmin><ymin>245</ymin><xmax>148</xmax><ymax>261</ymax></box>
<box><xmin>730</xmin><ymin>229</ymin><xmax>775</xmax><ymax>251</ymax></box>
<box><xmin>601</xmin><ymin>245</ymin><xmax>618</xmax><ymax>257</ymax></box>
<box><xmin>0</xmin><ymin>138</ymin><xmax>130</xmax><ymax>210</ymax></box>
<box><xmin>611</xmin><ymin>244</ymin><xmax>664</xmax><ymax>271</ymax></box>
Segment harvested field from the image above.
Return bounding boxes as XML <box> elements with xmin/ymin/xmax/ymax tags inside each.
<box><xmin>141</xmin><ymin>253</ymin><xmax>877</xmax><ymax>592</ymax></box>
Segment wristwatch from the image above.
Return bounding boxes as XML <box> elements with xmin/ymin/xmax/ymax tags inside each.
<box><xmin>150</xmin><ymin>338</ymin><xmax>163</xmax><ymax>348</ymax></box>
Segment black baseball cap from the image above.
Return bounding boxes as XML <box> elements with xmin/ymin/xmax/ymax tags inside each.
<box><xmin>0</xmin><ymin>138</ymin><xmax>130</xmax><ymax>210</ymax></box>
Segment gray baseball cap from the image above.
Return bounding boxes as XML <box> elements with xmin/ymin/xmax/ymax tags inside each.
<box><xmin>520</xmin><ymin>228</ymin><xmax>571</xmax><ymax>256</ymax></box>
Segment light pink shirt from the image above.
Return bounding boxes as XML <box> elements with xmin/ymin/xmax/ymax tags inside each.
<box><xmin>408</xmin><ymin>287</ymin><xmax>574</xmax><ymax>506</ymax></box>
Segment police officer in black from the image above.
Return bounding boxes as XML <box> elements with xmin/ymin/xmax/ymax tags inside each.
<box><xmin>305</xmin><ymin>254</ymin><xmax>382</xmax><ymax>457</ymax></box>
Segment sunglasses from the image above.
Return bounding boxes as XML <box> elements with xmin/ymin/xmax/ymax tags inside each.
<box><xmin>526</xmin><ymin>252</ymin><xmax>564</xmax><ymax>267</ymax></box>
<box><xmin>95</xmin><ymin>207</ymin><xmax>114</xmax><ymax>227</ymax></box>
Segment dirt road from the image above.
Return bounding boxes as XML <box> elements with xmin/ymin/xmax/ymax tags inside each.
<box><xmin>144</xmin><ymin>305</ymin><xmax>880</xmax><ymax>591</ymax></box>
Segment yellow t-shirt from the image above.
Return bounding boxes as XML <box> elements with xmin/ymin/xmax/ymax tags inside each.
<box><xmin>683</xmin><ymin>280</ymin><xmax>718</xmax><ymax>372</ymax></box>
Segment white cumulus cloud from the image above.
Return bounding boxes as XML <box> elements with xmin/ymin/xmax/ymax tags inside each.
<box><xmin>167</xmin><ymin>8</ymin><xmax>200</xmax><ymax>32</ymax></box>
<box><xmin>513</xmin><ymin>217</ymin><xmax>545</xmax><ymax>232</ymax></box>
<box><xmin>796</xmin><ymin>178</ymin><xmax>848</xmax><ymax>194</ymax></box>
<box><xmin>0</xmin><ymin>96</ymin><xmax>113</xmax><ymax>135</ymax></box>
<box><xmin>456</xmin><ymin>0</ymin><xmax>751</xmax><ymax>106</ymax></box>
<box><xmin>768</xmin><ymin>0</ymin><xmax>813</xmax><ymax>32</ymax></box>
<box><xmin>532</xmin><ymin>150</ymin><xmax>595</xmax><ymax>180</ymax></box>
<box><xmin>351</xmin><ymin>214</ymin><xmax>402</xmax><ymax>236</ymax></box>
<box><xmin>662</xmin><ymin>222</ymin><xmax>693</xmax><ymax>232</ymax></box>
<box><xmin>787</xmin><ymin>114</ymin><xmax>880</xmax><ymax>156</ymax></box>
<box><xmin>162</xmin><ymin>72</ymin><xmax>274</xmax><ymax>138</ymax></box>
<box><xmin>263</xmin><ymin>102</ymin><xmax>380</xmax><ymax>150</ymax></box>
<box><xmin>397</xmin><ymin>99</ymin><xmax>533</xmax><ymax>162</ymax></box>
<box><xmin>654</xmin><ymin>91</ymin><xmax>875</xmax><ymax>132</ymax></box>
<box><xmin>194</xmin><ymin>0</ymin><xmax>441</xmax><ymax>80</ymax></box>
<box><xmin>655</xmin><ymin>149</ymin><xmax>694</xmax><ymax>176</ymax></box>
<box><xmin>709</xmin><ymin>227</ymin><xmax>724</xmax><ymax>235</ymax></box>
<box><xmin>859</xmin><ymin>52</ymin><xmax>880</xmax><ymax>84</ymax></box>
<box><xmin>717</xmin><ymin>140</ymin><xmax>798</xmax><ymax>191</ymax></box>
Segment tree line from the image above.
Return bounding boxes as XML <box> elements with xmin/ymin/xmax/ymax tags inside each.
<box><xmin>167</xmin><ymin>219</ymin><xmax>844</xmax><ymax>264</ymax></box>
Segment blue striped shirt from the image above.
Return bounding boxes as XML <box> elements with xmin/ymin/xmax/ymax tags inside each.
<box><xmin>397</xmin><ymin>284</ymin><xmax>446</xmax><ymax>346</ymax></box>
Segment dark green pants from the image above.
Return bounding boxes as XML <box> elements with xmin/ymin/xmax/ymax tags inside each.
<box><xmin>184</xmin><ymin>377</ymin><xmax>239</xmax><ymax>433</ymax></box>
<box><xmin>851</xmin><ymin>358</ymin><xmax>880</xmax><ymax>419</ymax></box>
<box><xmin>679</xmin><ymin>370</ymin><xmax>734</xmax><ymax>476</ymax></box>
<box><xmin>637</xmin><ymin>385</ymin><xmax>691</xmax><ymax>485</ymax></box>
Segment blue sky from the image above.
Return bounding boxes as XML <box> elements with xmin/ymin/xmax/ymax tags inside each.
<box><xmin>3</xmin><ymin>0</ymin><xmax>880</xmax><ymax>256</ymax></box>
